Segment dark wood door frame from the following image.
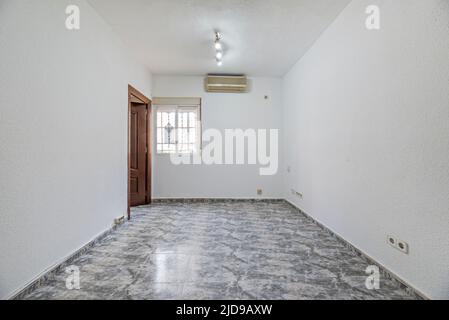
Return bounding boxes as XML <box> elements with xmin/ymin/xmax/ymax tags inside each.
<box><xmin>128</xmin><ymin>85</ymin><xmax>152</xmax><ymax>220</ymax></box>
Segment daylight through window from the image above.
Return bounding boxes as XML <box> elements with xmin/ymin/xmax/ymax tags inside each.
<box><xmin>156</xmin><ymin>104</ymin><xmax>201</xmax><ymax>154</ymax></box>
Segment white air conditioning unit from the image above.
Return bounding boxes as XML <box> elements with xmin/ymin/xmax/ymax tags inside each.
<box><xmin>205</xmin><ymin>75</ymin><xmax>248</xmax><ymax>93</ymax></box>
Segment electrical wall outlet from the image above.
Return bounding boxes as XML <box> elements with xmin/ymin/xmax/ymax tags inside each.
<box><xmin>387</xmin><ymin>235</ymin><xmax>397</xmax><ymax>248</ymax></box>
<box><xmin>397</xmin><ymin>240</ymin><xmax>409</xmax><ymax>254</ymax></box>
<box><xmin>257</xmin><ymin>189</ymin><xmax>263</xmax><ymax>196</ymax></box>
<box><xmin>291</xmin><ymin>189</ymin><xmax>303</xmax><ymax>199</ymax></box>
<box><xmin>114</xmin><ymin>216</ymin><xmax>125</xmax><ymax>226</ymax></box>
<box><xmin>387</xmin><ymin>235</ymin><xmax>409</xmax><ymax>254</ymax></box>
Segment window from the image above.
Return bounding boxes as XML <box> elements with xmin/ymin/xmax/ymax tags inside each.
<box><xmin>156</xmin><ymin>105</ymin><xmax>201</xmax><ymax>154</ymax></box>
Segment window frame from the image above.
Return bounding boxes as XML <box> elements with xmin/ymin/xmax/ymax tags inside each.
<box><xmin>155</xmin><ymin>103</ymin><xmax>202</xmax><ymax>155</ymax></box>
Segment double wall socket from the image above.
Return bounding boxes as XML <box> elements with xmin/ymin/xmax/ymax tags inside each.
<box><xmin>387</xmin><ymin>235</ymin><xmax>409</xmax><ymax>254</ymax></box>
<box><xmin>114</xmin><ymin>216</ymin><xmax>125</xmax><ymax>226</ymax></box>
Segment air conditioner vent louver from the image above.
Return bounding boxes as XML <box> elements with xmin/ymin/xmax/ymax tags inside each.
<box><xmin>205</xmin><ymin>75</ymin><xmax>248</xmax><ymax>93</ymax></box>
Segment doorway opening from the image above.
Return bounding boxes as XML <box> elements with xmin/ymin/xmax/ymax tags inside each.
<box><xmin>128</xmin><ymin>85</ymin><xmax>152</xmax><ymax>220</ymax></box>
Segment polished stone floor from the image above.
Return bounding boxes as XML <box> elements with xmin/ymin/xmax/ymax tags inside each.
<box><xmin>22</xmin><ymin>201</ymin><xmax>416</xmax><ymax>300</ymax></box>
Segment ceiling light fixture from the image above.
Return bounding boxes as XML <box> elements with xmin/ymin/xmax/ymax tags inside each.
<box><xmin>214</xmin><ymin>31</ymin><xmax>223</xmax><ymax>66</ymax></box>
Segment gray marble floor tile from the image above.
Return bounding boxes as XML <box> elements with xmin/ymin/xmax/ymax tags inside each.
<box><xmin>20</xmin><ymin>201</ymin><xmax>417</xmax><ymax>300</ymax></box>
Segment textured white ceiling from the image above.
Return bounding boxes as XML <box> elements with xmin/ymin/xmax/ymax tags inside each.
<box><xmin>88</xmin><ymin>0</ymin><xmax>350</xmax><ymax>77</ymax></box>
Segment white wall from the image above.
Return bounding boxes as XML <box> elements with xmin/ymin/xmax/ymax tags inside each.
<box><xmin>0</xmin><ymin>0</ymin><xmax>152</xmax><ymax>299</ymax></box>
<box><xmin>282</xmin><ymin>0</ymin><xmax>449</xmax><ymax>299</ymax></box>
<box><xmin>152</xmin><ymin>76</ymin><xmax>283</xmax><ymax>199</ymax></box>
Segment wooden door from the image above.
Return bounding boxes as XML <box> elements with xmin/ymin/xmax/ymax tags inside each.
<box><xmin>128</xmin><ymin>85</ymin><xmax>151</xmax><ymax>219</ymax></box>
<box><xmin>129</xmin><ymin>103</ymin><xmax>147</xmax><ymax>207</ymax></box>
